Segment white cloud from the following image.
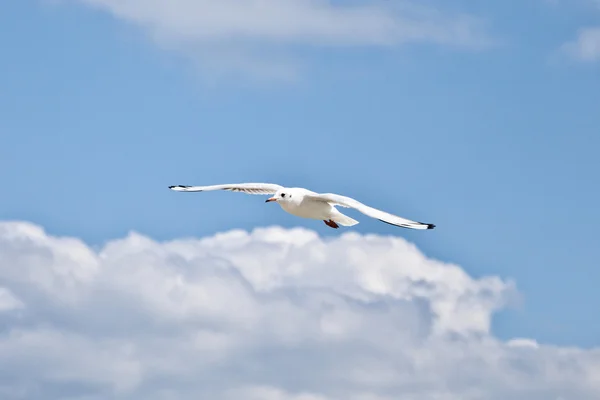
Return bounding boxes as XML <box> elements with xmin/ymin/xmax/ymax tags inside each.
<box><xmin>562</xmin><ymin>27</ymin><xmax>600</xmax><ymax>62</ymax></box>
<box><xmin>558</xmin><ymin>1</ymin><xmax>600</xmax><ymax>63</ymax></box>
<box><xmin>64</xmin><ymin>0</ymin><xmax>490</xmax><ymax>78</ymax></box>
<box><xmin>507</xmin><ymin>338</ymin><xmax>540</xmax><ymax>349</ymax></box>
<box><xmin>1</xmin><ymin>220</ymin><xmax>600</xmax><ymax>399</ymax></box>
<box><xmin>225</xmin><ymin>386</ymin><xmax>329</xmax><ymax>400</ymax></box>
<box><xmin>0</xmin><ymin>287</ymin><xmax>23</xmax><ymax>312</ymax></box>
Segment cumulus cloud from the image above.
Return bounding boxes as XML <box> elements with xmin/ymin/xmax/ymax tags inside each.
<box><xmin>0</xmin><ymin>220</ymin><xmax>600</xmax><ymax>399</ymax></box>
<box><xmin>64</xmin><ymin>0</ymin><xmax>490</xmax><ymax>78</ymax></box>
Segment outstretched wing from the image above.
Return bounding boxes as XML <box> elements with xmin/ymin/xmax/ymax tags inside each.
<box><xmin>306</xmin><ymin>193</ymin><xmax>435</xmax><ymax>230</ymax></box>
<box><xmin>168</xmin><ymin>183</ymin><xmax>283</xmax><ymax>195</ymax></box>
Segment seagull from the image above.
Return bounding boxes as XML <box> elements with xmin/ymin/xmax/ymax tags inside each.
<box><xmin>168</xmin><ymin>183</ymin><xmax>435</xmax><ymax>230</ymax></box>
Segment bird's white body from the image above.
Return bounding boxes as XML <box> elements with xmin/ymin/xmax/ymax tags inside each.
<box><xmin>168</xmin><ymin>183</ymin><xmax>435</xmax><ymax>230</ymax></box>
<box><xmin>275</xmin><ymin>188</ymin><xmax>358</xmax><ymax>225</ymax></box>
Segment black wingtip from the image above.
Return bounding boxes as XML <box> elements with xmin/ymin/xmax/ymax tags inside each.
<box><xmin>378</xmin><ymin>219</ymin><xmax>436</xmax><ymax>230</ymax></box>
<box><xmin>169</xmin><ymin>185</ymin><xmax>195</xmax><ymax>192</ymax></box>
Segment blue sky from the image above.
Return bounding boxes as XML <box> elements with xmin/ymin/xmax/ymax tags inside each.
<box><xmin>1</xmin><ymin>0</ymin><xmax>600</xmax><ymax>358</ymax></box>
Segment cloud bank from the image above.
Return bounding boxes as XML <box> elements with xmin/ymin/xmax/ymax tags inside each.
<box><xmin>1</xmin><ymin>221</ymin><xmax>600</xmax><ymax>399</ymax></box>
<box><xmin>66</xmin><ymin>0</ymin><xmax>489</xmax><ymax>78</ymax></box>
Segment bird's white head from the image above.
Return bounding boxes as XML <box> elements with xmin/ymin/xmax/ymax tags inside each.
<box><xmin>265</xmin><ymin>188</ymin><xmax>294</xmax><ymax>204</ymax></box>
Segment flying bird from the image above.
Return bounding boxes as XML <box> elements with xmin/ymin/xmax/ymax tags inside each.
<box><xmin>168</xmin><ymin>183</ymin><xmax>435</xmax><ymax>230</ymax></box>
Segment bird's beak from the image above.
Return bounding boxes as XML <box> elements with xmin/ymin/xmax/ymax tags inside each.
<box><xmin>265</xmin><ymin>197</ymin><xmax>277</xmax><ymax>203</ymax></box>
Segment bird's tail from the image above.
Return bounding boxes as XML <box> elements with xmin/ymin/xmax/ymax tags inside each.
<box><xmin>332</xmin><ymin>212</ymin><xmax>360</xmax><ymax>227</ymax></box>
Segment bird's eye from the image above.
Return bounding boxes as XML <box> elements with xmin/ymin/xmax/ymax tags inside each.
<box><xmin>281</xmin><ymin>193</ymin><xmax>286</xmax><ymax>198</ymax></box>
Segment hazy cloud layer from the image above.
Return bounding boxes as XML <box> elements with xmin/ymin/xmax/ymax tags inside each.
<box><xmin>562</xmin><ymin>27</ymin><xmax>600</xmax><ymax>62</ymax></box>
<box><xmin>66</xmin><ymin>0</ymin><xmax>489</xmax><ymax>78</ymax></box>
<box><xmin>560</xmin><ymin>1</ymin><xmax>600</xmax><ymax>63</ymax></box>
<box><xmin>1</xmin><ymin>221</ymin><xmax>600</xmax><ymax>399</ymax></box>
